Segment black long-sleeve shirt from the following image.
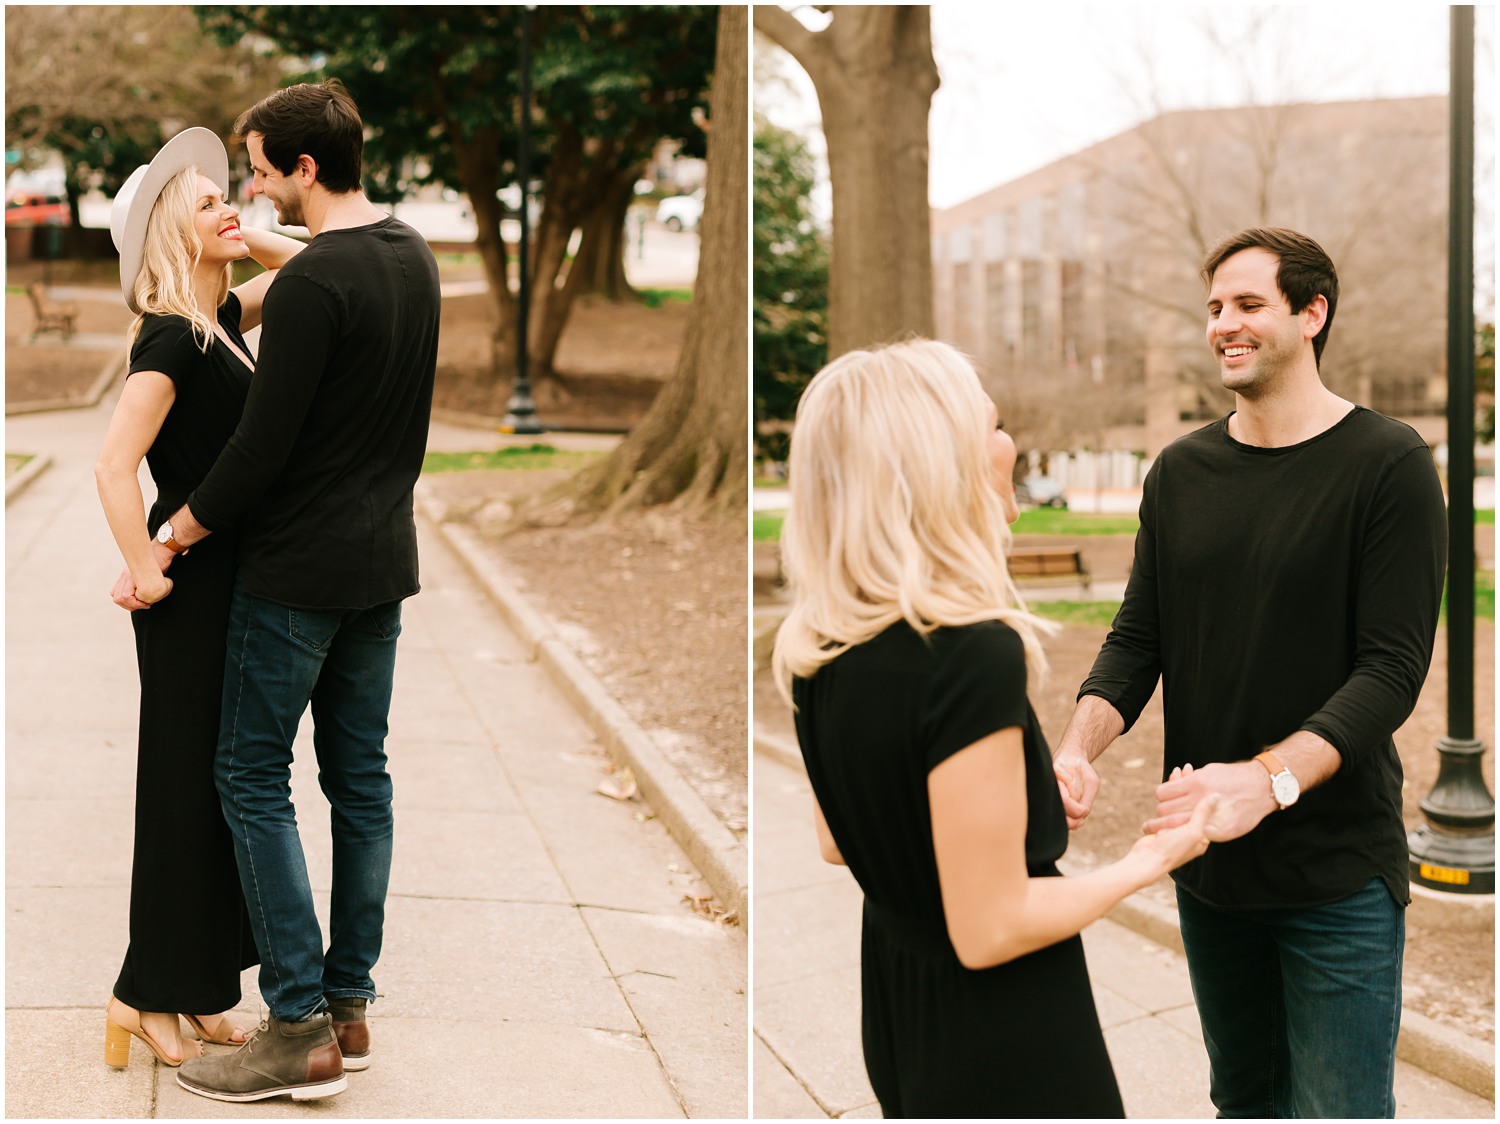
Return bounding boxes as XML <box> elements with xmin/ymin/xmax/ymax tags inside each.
<box><xmin>1079</xmin><ymin>407</ymin><xmax>1446</xmax><ymax>909</ymax></box>
<box><xmin>187</xmin><ymin>216</ymin><xmax>441</xmax><ymax>609</ymax></box>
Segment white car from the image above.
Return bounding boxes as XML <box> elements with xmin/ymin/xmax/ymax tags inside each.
<box><xmin>655</xmin><ymin>189</ymin><xmax>704</xmax><ymax>232</ymax></box>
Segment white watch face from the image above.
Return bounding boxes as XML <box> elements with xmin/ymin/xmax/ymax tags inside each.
<box><xmin>1271</xmin><ymin>770</ymin><xmax>1300</xmax><ymax>807</ymax></box>
<box><xmin>157</xmin><ymin>522</ymin><xmax>173</xmax><ymax>545</ymax></box>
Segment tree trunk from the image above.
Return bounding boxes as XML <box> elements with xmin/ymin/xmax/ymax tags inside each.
<box><xmin>565</xmin><ymin>164</ymin><xmax>643</xmax><ymax>303</ymax></box>
<box><xmin>525</xmin><ymin>4</ymin><xmax>748</xmax><ymax>522</ymax></box>
<box><xmin>523</xmin><ymin>127</ymin><xmax>624</xmax><ymax>393</ymax></box>
<box><xmin>755</xmin><ymin>5</ymin><xmax>938</xmax><ymax>356</ymax></box>
<box><xmin>450</xmin><ymin>124</ymin><xmax>518</xmax><ymax>412</ymax></box>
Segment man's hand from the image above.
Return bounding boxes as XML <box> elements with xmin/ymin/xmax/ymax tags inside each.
<box><xmin>1144</xmin><ymin>761</ymin><xmax>1278</xmax><ymax>843</ymax></box>
<box><xmin>1053</xmin><ymin>745</ymin><xmax>1101</xmax><ymax>830</ymax></box>
<box><xmin>111</xmin><ymin>567</ymin><xmax>172</xmax><ymax>612</ymax></box>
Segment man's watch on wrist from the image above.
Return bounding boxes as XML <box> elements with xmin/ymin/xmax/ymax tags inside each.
<box><xmin>1253</xmin><ymin>750</ymin><xmax>1300</xmax><ymax>810</ymax></box>
<box><xmin>156</xmin><ymin>521</ymin><xmax>187</xmax><ymax>554</ymax></box>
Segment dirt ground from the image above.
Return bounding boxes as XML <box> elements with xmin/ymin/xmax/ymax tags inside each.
<box><xmin>5</xmin><ymin>285</ymin><xmax>689</xmax><ymax>424</ymax></box>
<box><xmin>432</xmin><ymin>291</ymin><xmax>688</xmax><ymax>430</ymax></box>
<box><xmin>5</xmin><ymin>290</ymin><xmax>133</xmax><ymax>405</ymax></box>
<box><xmin>754</xmin><ymin>606</ymin><xmax>1497</xmax><ymax>1043</ymax></box>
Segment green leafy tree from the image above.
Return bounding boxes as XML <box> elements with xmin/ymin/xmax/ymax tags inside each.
<box><xmin>753</xmin><ymin>117</ymin><xmax>827</xmax><ymax>465</ymax></box>
<box><xmin>520</xmin><ymin>5</ymin><xmax>747</xmax><ymax>519</ymax></box>
<box><xmin>197</xmin><ymin>5</ymin><xmax>717</xmax><ymax>408</ymax></box>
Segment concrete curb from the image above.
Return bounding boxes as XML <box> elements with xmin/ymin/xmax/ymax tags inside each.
<box><xmin>4</xmin><ymin>453</ymin><xmax>53</xmax><ymax>503</ymax></box>
<box><xmin>417</xmin><ymin>483</ymin><xmax>748</xmax><ymax>923</ymax></box>
<box><xmin>752</xmin><ymin>728</ymin><xmax>1495</xmax><ymax>1101</ymax></box>
<box><xmin>5</xmin><ymin>350</ymin><xmax>124</xmax><ymax>417</ymax></box>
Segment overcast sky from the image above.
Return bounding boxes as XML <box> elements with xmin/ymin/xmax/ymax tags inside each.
<box><xmin>926</xmin><ymin>4</ymin><xmax>1481</xmax><ymax>208</ymax></box>
<box><xmin>759</xmin><ymin>4</ymin><xmax>1489</xmax><ymax>206</ymax></box>
<box><xmin>757</xmin><ymin>2</ymin><xmax>1494</xmax><ymax>306</ymax></box>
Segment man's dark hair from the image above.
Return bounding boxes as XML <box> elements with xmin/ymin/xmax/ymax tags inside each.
<box><xmin>1202</xmin><ymin>227</ymin><xmax>1339</xmax><ymax>367</ymax></box>
<box><xmin>235</xmin><ymin>79</ymin><xmax>363</xmax><ymax>194</ymax></box>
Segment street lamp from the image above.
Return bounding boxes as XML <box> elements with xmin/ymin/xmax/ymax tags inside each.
<box><xmin>1408</xmin><ymin>4</ymin><xmax>1494</xmax><ymax>895</ymax></box>
<box><xmin>501</xmin><ymin>3</ymin><xmax>544</xmax><ymax>435</ymax></box>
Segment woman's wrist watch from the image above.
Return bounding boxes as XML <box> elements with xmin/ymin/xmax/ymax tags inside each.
<box><xmin>1253</xmin><ymin>750</ymin><xmax>1300</xmax><ymax>810</ymax></box>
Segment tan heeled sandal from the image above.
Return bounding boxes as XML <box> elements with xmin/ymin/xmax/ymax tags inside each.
<box><xmin>103</xmin><ymin>997</ymin><xmax>202</xmax><ymax>1068</ymax></box>
<box><xmin>182</xmin><ymin>1011</ymin><xmax>248</xmax><ymax>1045</ymax></box>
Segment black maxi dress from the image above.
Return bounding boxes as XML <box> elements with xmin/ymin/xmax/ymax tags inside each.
<box><xmin>793</xmin><ymin>619</ymin><xmax>1124</xmax><ymax>1119</ymax></box>
<box><xmin>112</xmin><ymin>294</ymin><xmax>259</xmax><ymax>1014</ymax></box>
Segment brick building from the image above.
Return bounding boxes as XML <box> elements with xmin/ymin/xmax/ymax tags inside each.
<box><xmin>932</xmin><ymin>96</ymin><xmax>1448</xmax><ymax>480</ymax></box>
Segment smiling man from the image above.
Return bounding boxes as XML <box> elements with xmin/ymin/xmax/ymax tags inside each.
<box><xmin>1048</xmin><ymin>228</ymin><xmax>1447</xmax><ymax>1118</ymax></box>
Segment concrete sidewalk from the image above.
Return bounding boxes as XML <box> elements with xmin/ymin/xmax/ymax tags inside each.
<box><xmin>5</xmin><ymin>396</ymin><xmax>746</xmax><ymax>1117</ymax></box>
<box><xmin>752</xmin><ymin>749</ymin><xmax>1492</xmax><ymax>1119</ymax></box>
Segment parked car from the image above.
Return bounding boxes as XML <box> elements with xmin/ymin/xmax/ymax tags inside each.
<box><xmin>1015</xmin><ymin>474</ymin><xmax>1068</xmax><ymax>509</ymax></box>
<box><xmin>655</xmin><ymin>189</ymin><xmax>704</xmax><ymax>232</ymax></box>
<box><xmin>5</xmin><ymin>192</ymin><xmax>70</xmax><ymax>227</ymax></box>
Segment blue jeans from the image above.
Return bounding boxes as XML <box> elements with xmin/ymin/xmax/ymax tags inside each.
<box><xmin>216</xmin><ymin>578</ymin><xmax>401</xmax><ymax>1021</ymax></box>
<box><xmin>1176</xmin><ymin>879</ymin><xmax>1404</xmax><ymax>1119</ymax></box>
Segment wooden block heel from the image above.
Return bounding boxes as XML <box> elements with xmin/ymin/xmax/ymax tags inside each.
<box><xmin>104</xmin><ymin>1017</ymin><xmax>133</xmax><ymax>1068</ymax></box>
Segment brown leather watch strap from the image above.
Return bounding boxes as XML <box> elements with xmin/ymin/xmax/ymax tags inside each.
<box><xmin>1254</xmin><ymin>750</ymin><xmax>1287</xmax><ymax>776</ymax></box>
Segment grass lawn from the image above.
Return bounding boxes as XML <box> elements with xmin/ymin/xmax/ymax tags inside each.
<box><xmin>1012</xmin><ymin>509</ymin><xmax>1139</xmax><ymax>536</ymax></box>
<box><xmin>1029</xmin><ymin>600</ymin><xmax>1122</xmax><ymax>627</ymax></box>
<box><xmin>1444</xmin><ymin>570</ymin><xmax>1496</xmax><ymax>621</ymax></box>
<box><xmin>421</xmin><ymin>444</ymin><xmax>602</xmax><ymax>474</ymax></box>
<box><xmin>754</xmin><ymin>507</ymin><xmax>1138</xmax><ymax>543</ymax></box>
<box><xmin>753</xmin><ymin>511</ymin><xmax>784</xmax><ymax>542</ymax></box>
<box><xmin>639</xmin><ymin>287</ymin><xmax>692</xmax><ymax>309</ymax></box>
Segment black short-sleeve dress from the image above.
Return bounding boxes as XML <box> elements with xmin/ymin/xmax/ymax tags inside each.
<box><xmin>793</xmin><ymin>619</ymin><xmax>1124</xmax><ymax>1119</ymax></box>
<box><xmin>112</xmin><ymin>294</ymin><xmax>260</xmax><ymax>1014</ymax></box>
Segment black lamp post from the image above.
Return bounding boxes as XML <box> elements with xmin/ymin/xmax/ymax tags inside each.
<box><xmin>501</xmin><ymin>3</ymin><xmax>544</xmax><ymax>435</ymax></box>
<box><xmin>1408</xmin><ymin>3</ymin><xmax>1495</xmax><ymax>895</ymax></box>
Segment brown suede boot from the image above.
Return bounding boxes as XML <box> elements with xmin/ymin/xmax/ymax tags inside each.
<box><xmin>326</xmin><ymin>995</ymin><xmax>370</xmax><ymax>1071</ymax></box>
<box><xmin>176</xmin><ymin>1013</ymin><xmax>346</xmax><ymax>1102</ymax></box>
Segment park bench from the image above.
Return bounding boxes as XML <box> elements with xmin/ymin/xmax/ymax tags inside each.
<box><xmin>1008</xmin><ymin>544</ymin><xmax>1091</xmax><ymax>592</ymax></box>
<box><xmin>27</xmin><ymin>282</ymin><xmax>78</xmax><ymax>342</ymax></box>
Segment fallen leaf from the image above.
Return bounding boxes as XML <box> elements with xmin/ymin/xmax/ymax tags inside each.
<box><xmin>596</xmin><ymin>767</ymin><xmax>638</xmax><ymax>801</ymax></box>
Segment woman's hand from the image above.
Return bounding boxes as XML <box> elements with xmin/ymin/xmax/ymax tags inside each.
<box><xmin>111</xmin><ymin>568</ymin><xmax>172</xmax><ymax>611</ymax></box>
<box><xmin>1127</xmin><ymin>792</ymin><xmax>1216</xmax><ymax>880</ymax></box>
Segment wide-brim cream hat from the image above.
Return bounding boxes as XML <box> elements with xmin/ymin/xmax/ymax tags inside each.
<box><xmin>110</xmin><ymin>127</ymin><xmax>230</xmax><ymax>314</ymax></box>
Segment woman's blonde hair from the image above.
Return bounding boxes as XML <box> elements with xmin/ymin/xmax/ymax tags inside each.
<box><xmin>125</xmin><ymin>165</ymin><xmax>228</xmax><ymax>352</ymax></box>
<box><xmin>772</xmin><ymin>338</ymin><xmax>1056</xmax><ymax>702</ymax></box>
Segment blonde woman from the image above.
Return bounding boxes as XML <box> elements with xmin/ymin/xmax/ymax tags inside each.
<box><xmin>773</xmin><ymin>339</ymin><xmax>1217</xmax><ymax>1118</ymax></box>
<box><xmin>95</xmin><ymin>129</ymin><xmax>306</xmax><ymax>1068</ymax></box>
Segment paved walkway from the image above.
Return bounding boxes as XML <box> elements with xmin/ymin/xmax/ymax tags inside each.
<box><xmin>5</xmin><ymin>394</ymin><xmax>746</xmax><ymax>1117</ymax></box>
<box><xmin>753</xmin><ymin>749</ymin><xmax>1492</xmax><ymax>1119</ymax></box>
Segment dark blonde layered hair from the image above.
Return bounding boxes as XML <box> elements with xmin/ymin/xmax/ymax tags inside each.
<box><xmin>773</xmin><ymin>339</ymin><xmax>1055</xmax><ymax>702</ymax></box>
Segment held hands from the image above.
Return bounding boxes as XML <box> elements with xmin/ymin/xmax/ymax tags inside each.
<box><xmin>1144</xmin><ymin>761</ymin><xmax>1278</xmax><ymax>843</ymax></box>
<box><xmin>1053</xmin><ymin>746</ymin><xmax>1100</xmax><ymax>830</ymax></box>
<box><xmin>111</xmin><ymin>568</ymin><xmax>172</xmax><ymax>611</ymax></box>
<box><xmin>109</xmin><ymin>540</ymin><xmax>179</xmax><ymax>611</ymax></box>
<box><xmin>1127</xmin><ymin>792</ymin><xmax>1216</xmax><ymax>877</ymax></box>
